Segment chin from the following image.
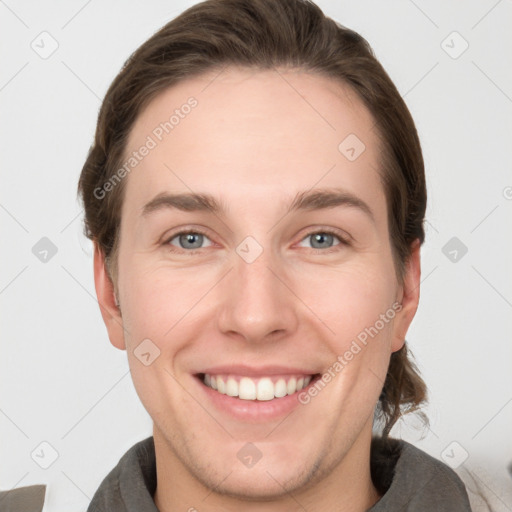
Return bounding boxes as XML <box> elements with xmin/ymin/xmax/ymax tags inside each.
<box><xmin>209</xmin><ymin>465</ymin><xmax>311</xmax><ymax>501</ymax></box>
<box><xmin>195</xmin><ymin>447</ymin><xmax>320</xmax><ymax>501</ymax></box>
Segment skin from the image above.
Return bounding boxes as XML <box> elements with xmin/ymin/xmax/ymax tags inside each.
<box><xmin>93</xmin><ymin>66</ymin><xmax>421</xmax><ymax>512</ymax></box>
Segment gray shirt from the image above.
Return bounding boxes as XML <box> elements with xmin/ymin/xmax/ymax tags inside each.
<box><xmin>86</xmin><ymin>436</ymin><xmax>473</xmax><ymax>511</ymax></box>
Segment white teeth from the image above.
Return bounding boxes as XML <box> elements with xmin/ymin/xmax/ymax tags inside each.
<box><xmin>226</xmin><ymin>377</ymin><xmax>238</xmax><ymax>397</ymax></box>
<box><xmin>287</xmin><ymin>377</ymin><xmax>297</xmax><ymax>395</ymax></box>
<box><xmin>256</xmin><ymin>378</ymin><xmax>274</xmax><ymax>401</ymax></box>
<box><xmin>217</xmin><ymin>377</ymin><xmax>226</xmax><ymax>394</ymax></box>
<box><xmin>239</xmin><ymin>377</ymin><xmax>256</xmax><ymax>400</ymax></box>
<box><xmin>202</xmin><ymin>373</ymin><xmax>314</xmax><ymax>401</ymax></box>
<box><xmin>274</xmin><ymin>378</ymin><xmax>287</xmax><ymax>398</ymax></box>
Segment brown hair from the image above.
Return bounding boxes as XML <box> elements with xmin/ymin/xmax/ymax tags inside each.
<box><xmin>77</xmin><ymin>0</ymin><xmax>428</xmax><ymax>437</ymax></box>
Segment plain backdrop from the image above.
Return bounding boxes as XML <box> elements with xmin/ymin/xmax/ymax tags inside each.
<box><xmin>1</xmin><ymin>1</ymin><xmax>511</xmax><ymax>511</ymax></box>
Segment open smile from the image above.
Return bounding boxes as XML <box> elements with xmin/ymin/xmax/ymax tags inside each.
<box><xmin>194</xmin><ymin>370</ymin><xmax>322</xmax><ymax>422</ymax></box>
<box><xmin>200</xmin><ymin>373</ymin><xmax>317</xmax><ymax>400</ymax></box>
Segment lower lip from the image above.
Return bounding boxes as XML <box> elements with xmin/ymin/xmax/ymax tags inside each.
<box><xmin>194</xmin><ymin>374</ymin><xmax>321</xmax><ymax>422</ymax></box>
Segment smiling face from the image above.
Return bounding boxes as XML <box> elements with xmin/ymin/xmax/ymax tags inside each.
<box><xmin>94</xmin><ymin>66</ymin><xmax>420</xmax><ymax>508</ymax></box>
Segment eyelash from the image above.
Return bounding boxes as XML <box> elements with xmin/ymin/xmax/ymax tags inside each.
<box><xmin>162</xmin><ymin>227</ymin><xmax>350</xmax><ymax>255</ymax></box>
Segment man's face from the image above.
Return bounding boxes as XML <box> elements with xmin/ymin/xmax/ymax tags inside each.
<box><xmin>95</xmin><ymin>67</ymin><xmax>419</xmax><ymax>499</ymax></box>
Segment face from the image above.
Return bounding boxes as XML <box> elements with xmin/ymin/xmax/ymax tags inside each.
<box><xmin>94</xmin><ymin>67</ymin><xmax>420</xmax><ymax>501</ymax></box>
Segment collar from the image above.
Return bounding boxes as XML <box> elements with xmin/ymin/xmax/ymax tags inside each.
<box><xmin>87</xmin><ymin>435</ymin><xmax>472</xmax><ymax>511</ymax></box>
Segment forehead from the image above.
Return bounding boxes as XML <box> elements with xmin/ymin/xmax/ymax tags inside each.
<box><xmin>122</xmin><ymin>67</ymin><xmax>384</xmax><ymax>218</ymax></box>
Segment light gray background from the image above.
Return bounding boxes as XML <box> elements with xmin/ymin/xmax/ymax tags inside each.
<box><xmin>1</xmin><ymin>1</ymin><xmax>511</xmax><ymax>511</ymax></box>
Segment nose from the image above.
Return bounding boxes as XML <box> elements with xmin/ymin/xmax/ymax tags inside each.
<box><xmin>217</xmin><ymin>243</ymin><xmax>299</xmax><ymax>345</ymax></box>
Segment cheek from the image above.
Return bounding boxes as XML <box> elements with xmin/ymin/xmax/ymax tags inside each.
<box><xmin>294</xmin><ymin>261</ymin><xmax>398</xmax><ymax>343</ymax></box>
<box><xmin>120</xmin><ymin>260</ymin><xmax>214</xmax><ymax>356</ymax></box>
<box><xmin>120</xmin><ymin>266</ymin><xmax>195</xmax><ymax>411</ymax></box>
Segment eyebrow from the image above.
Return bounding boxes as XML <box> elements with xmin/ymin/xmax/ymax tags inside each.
<box><xmin>141</xmin><ymin>187</ymin><xmax>374</xmax><ymax>222</ymax></box>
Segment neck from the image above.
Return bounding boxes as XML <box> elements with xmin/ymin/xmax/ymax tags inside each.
<box><xmin>153</xmin><ymin>417</ymin><xmax>381</xmax><ymax>512</ymax></box>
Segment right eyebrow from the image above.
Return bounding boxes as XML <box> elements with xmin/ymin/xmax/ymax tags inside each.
<box><xmin>141</xmin><ymin>192</ymin><xmax>225</xmax><ymax>216</ymax></box>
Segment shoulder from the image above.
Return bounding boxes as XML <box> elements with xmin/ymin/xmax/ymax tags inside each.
<box><xmin>369</xmin><ymin>436</ymin><xmax>472</xmax><ymax>511</ymax></box>
<box><xmin>0</xmin><ymin>484</ymin><xmax>47</xmax><ymax>512</ymax></box>
<box><xmin>87</xmin><ymin>436</ymin><xmax>157</xmax><ymax>512</ymax></box>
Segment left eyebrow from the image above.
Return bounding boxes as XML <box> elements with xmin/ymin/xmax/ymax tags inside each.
<box><xmin>141</xmin><ymin>187</ymin><xmax>374</xmax><ymax>223</ymax></box>
<box><xmin>288</xmin><ymin>187</ymin><xmax>375</xmax><ymax>223</ymax></box>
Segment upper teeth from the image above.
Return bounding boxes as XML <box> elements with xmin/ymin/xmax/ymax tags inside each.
<box><xmin>203</xmin><ymin>374</ymin><xmax>313</xmax><ymax>401</ymax></box>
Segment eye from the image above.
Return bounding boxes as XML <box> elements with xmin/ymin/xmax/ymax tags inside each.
<box><xmin>165</xmin><ymin>229</ymin><xmax>213</xmax><ymax>253</ymax></box>
<box><xmin>297</xmin><ymin>229</ymin><xmax>349</xmax><ymax>252</ymax></box>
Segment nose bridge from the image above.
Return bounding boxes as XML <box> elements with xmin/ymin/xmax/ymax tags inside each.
<box><xmin>217</xmin><ymin>237</ymin><xmax>297</xmax><ymax>342</ymax></box>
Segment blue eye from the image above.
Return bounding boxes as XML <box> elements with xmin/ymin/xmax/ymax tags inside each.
<box><xmin>297</xmin><ymin>230</ymin><xmax>346</xmax><ymax>251</ymax></box>
<box><xmin>166</xmin><ymin>230</ymin><xmax>213</xmax><ymax>252</ymax></box>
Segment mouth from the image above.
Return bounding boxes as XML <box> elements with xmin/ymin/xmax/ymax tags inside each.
<box><xmin>195</xmin><ymin>372</ymin><xmax>322</xmax><ymax>401</ymax></box>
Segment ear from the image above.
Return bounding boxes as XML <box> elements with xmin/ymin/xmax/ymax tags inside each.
<box><xmin>93</xmin><ymin>241</ymin><xmax>126</xmax><ymax>350</ymax></box>
<box><xmin>391</xmin><ymin>239</ymin><xmax>421</xmax><ymax>352</ymax></box>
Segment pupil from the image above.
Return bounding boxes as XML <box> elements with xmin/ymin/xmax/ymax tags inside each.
<box><xmin>181</xmin><ymin>233</ymin><xmax>202</xmax><ymax>249</ymax></box>
<box><xmin>312</xmin><ymin>233</ymin><xmax>332</xmax><ymax>248</ymax></box>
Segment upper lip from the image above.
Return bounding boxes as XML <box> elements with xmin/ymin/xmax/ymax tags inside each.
<box><xmin>196</xmin><ymin>365</ymin><xmax>320</xmax><ymax>377</ymax></box>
